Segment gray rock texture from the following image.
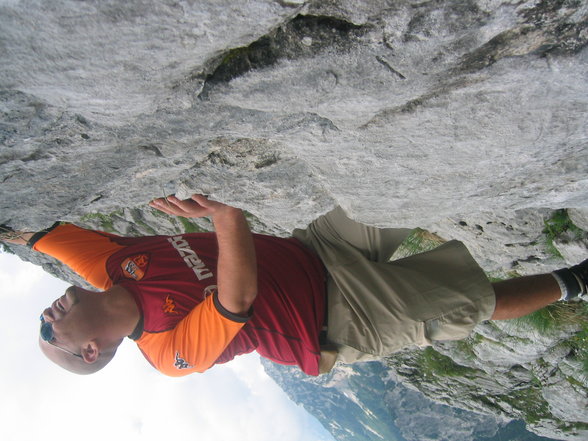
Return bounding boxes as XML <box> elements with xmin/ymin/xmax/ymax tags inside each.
<box><xmin>383</xmin><ymin>314</ymin><xmax>588</xmax><ymax>441</ymax></box>
<box><xmin>1</xmin><ymin>0</ymin><xmax>587</xmax><ymax>234</ymax></box>
<box><xmin>1</xmin><ymin>1</ymin><xmax>587</xmax><ymax>440</ymax></box>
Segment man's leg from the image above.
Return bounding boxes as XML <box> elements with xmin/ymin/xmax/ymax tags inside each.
<box><xmin>319</xmin><ymin>207</ymin><xmax>413</xmax><ymax>262</ymax></box>
<box><xmin>492</xmin><ymin>274</ymin><xmax>561</xmax><ymax>319</ymax></box>
<box><xmin>491</xmin><ymin>259</ymin><xmax>587</xmax><ymax>320</ymax></box>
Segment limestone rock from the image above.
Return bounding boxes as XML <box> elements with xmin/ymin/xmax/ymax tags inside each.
<box><xmin>2</xmin><ymin>1</ymin><xmax>588</xmax><ymax>440</ymax></box>
<box><xmin>554</xmin><ymin>232</ymin><xmax>588</xmax><ymax>265</ymax></box>
<box><xmin>569</xmin><ymin>209</ymin><xmax>588</xmax><ymax>232</ymax></box>
<box><xmin>1</xmin><ymin>0</ymin><xmax>587</xmax><ymax>232</ymax></box>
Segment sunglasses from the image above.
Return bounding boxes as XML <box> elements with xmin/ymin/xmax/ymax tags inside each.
<box><xmin>39</xmin><ymin>315</ymin><xmax>83</xmax><ymax>359</ymax></box>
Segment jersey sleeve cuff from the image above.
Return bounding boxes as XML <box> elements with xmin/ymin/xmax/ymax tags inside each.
<box><xmin>213</xmin><ymin>292</ymin><xmax>252</xmax><ymax>323</ymax></box>
<box><xmin>27</xmin><ymin>222</ymin><xmax>63</xmax><ymax>249</ymax></box>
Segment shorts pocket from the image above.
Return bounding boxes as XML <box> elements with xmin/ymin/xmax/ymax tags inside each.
<box><xmin>424</xmin><ymin>305</ymin><xmax>479</xmax><ymax>342</ymax></box>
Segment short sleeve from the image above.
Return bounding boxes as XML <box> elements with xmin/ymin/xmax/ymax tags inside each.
<box><xmin>136</xmin><ymin>294</ymin><xmax>248</xmax><ymax>376</ymax></box>
<box><xmin>32</xmin><ymin>224</ymin><xmax>125</xmax><ymax>290</ymax></box>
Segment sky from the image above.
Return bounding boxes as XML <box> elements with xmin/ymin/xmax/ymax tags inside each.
<box><xmin>0</xmin><ymin>252</ymin><xmax>335</xmax><ymax>441</ymax></box>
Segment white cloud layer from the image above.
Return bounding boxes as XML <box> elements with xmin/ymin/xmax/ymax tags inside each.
<box><xmin>0</xmin><ymin>253</ymin><xmax>334</xmax><ymax>441</ymax></box>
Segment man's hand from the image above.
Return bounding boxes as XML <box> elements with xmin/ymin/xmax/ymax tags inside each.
<box><xmin>149</xmin><ymin>193</ymin><xmax>257</xmax><ymax>317</ymax></box>
<box><xmin>149</xmin><ymin>194</ymin><xmax>234</xmax><ymax>220</ymax></box>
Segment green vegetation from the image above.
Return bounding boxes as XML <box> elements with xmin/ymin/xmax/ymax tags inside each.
<box><xmin>80</xmin><ymin>211</ymin><xmax>122</xmax><ymax>233</ymax></box>
<box><xmin>476</xmin><ymin>373</ymin><xmax>552</xmax><ymax>425</ymax></box>
<box><xmin>383</xmin><ymin>212</ymin><xmax>588</xmax><ymax>432</ymax></box>
<box><xmin>507</xmin><ymin>210</ymin><xmax>588</xmax><ymax>378</ymax></box>
<box><xmin>454</xmin><ymin>333</ymin><xmax>485</xmax><ymax>361</ymax></box>
<box><xmin>487</xmin><ymin>270</ymin><xmax>521</xmax><ymax>283</ymax></box>
<box><xmin>148</xmin><ymin>206</ymin><xmax>212</xmax><ymax>233</ymax></box>
<box><xmin>415</xmin><ymin>347</ymin><xmax>479</xmax><ymax>378</ymax></box>
<box><xmin>512</xmin><ymin>302</ymin><xmax>588</xmax><ymax>334</ymax></box>
<box><xmin>543</xmin><ymin>209</ymin><xmax>584</xmax><ymax>258</ymax></box>
<box><xmin>129</xmin><ymin>216</ymin><xmax>158</xmax><ymax>235</ymax></box>
<box><xmin>177</xmin><ymin>216</ymin><xmax>208</xmax><ymax>233</ymax></box>
<box><xmin>390</xmin><ymin>228</ymin><xmax>446</xmax><ymax>260</ymax></box>
<box><xmin>559</xmin><ymin>421</ymin><xmax>588</xmax><ymax>433</ymax></box>
<box><xmin>500</xmin><ymin>386</ymin><xmax>551</xmax><ymax>424</ymax></box>
<box><xmin>243</xmin><ymin>210</ymin><xmax>261</xmax><ymax>224</ymax></box>
<box><xmin>566</xmin><ymin>305</ymin><xmax>588</xmax><ymax>379</ymax></box>
<box><xmin>149</xmin><ymin>207</ymin><xmax>170</xmax><ymax>219</ymax></box>
<box><xmin>511</xmin><ymin>302</ymin><xmax>588</xmax><ymax>378</ymax></box>
<box><xmin>243</xmin><ymin>210</ymin><xmax>276</xmax><ymax>235</ymax></box>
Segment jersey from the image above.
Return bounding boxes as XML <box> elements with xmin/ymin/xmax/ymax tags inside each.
<box><xmin>32</xmin><ymin>223</ymin><xmax>327</xmax><ymax>376</ymax></box>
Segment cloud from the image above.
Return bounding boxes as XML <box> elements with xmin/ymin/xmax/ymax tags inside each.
<box><xmin>0</xmin><ymin>253</ymin><xmax>45</xmax><ymax>299</ymax></box>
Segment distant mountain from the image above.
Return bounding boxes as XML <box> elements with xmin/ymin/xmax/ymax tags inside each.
<box><xmin>262</xmin><ymin>358</ymin><xmax>560</xmax><ymax>441</ymax></box>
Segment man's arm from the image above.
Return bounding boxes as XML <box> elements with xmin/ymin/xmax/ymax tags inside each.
<box><xmin>2</xmin><ymin>223</ymin><xmax>125</xmax><ymax>290</ymax></box>
<box><xmin>0</xmin><ymin>229</ymin><xmax>34</xmax><ymax>245</ymax></box>
<box><xmin>149</xmin><ymin>194</ymin><xmax>257</xmax><ymax>316</ymax></box>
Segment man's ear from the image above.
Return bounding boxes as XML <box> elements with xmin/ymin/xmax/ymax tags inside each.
<box><xmin>81</xmin><ymin>340</ymin><xmax>100</xmax><ymax>364</ymax></box>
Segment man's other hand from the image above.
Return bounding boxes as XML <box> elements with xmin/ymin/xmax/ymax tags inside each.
<box><xmin>151</xmin><ymin>193</ymin><xmax>256</xmax><ymax>317</ymax></box>
<box><xmin>149</xmin><ymin>194</ymin><xmax>235</xmax><ymax>220</ymax></box>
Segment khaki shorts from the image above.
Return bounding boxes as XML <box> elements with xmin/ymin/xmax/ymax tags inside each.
<box><xmin>293</xmin><ymin>207</ymin><xmax>496</xmax><ymax>363</ymax></box>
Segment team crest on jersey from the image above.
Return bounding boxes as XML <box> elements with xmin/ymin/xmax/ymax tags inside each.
<box><xmin>121</xmin><ymin>253</ymin><xmax>150</xmax><ymax>281</ymax></box>
<box><xmin>174</xmin><ymin>352</ymin><xmax>193</xmax><ymax>370</ymax></box>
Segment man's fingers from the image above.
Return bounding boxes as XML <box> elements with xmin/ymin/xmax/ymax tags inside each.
<box><xmin>167</xmin><ymin>196</ymin><xmax>203</xmax><ymax>214</ymax></box>
<box><xmin>190</xmin><ymin>194</ymin><xmax>210</xmax><ymax>206</ymax></box>
<box><xmin>149</xmin><ymin>193</ymin><xmax>217</xmax><ymax>219</ymax></box>
<box><xmin>149</xmin><ymin>200</ymin><xmax>172</xmax><ymax>216</ymax></box>
<box><xmin>149</xmin><ymin>198</ymin><xmax>186</xmax><ymax>216</ymax></box>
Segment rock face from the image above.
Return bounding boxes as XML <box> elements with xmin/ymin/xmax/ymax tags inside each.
<box><xmin>1</xmin><ymin>1</ymin><xmax>587</xmax><ymax>237</ymax></box>
<box><xmin>384</xmin><ymin>318</ymin><xmax>588</xmax><ymax>440</ymax></box>
<box><xmin>1</xmin><ymin>1</ymin><xmax>587</xmax><ymax>440</ymax></box>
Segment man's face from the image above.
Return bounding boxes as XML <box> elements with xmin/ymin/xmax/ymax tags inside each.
<box><xmin>39</xmin><ymin>286</ymin><xmax>119</xmax><ymax>374</ymax></box>
<box><xmin>39</xmin><ymin>286</ymin><xmax>93</xmax><ymax>359</ymax></box>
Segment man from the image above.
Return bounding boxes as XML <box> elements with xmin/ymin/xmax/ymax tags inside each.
<box><xmin>3</xmin><ymin>194</ymin><xmax>587</xmax><ymax>376</ymax></box>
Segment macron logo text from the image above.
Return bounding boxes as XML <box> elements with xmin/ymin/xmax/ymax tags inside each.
<box><xmin>168</xmin><ymin>236</ymin><xmax>214</xmax><ymax>281</ymax></box>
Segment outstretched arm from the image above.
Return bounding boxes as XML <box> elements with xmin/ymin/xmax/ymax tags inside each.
<box><xmin>0</xmin><ymin>228</ymin><xmax>34</xmax><ymax>245</ymax></box>
<box><xmin>149</xmin><ymin>194</ymin><xmax>257</xmax><ymax>317</ymax></box>
<box><xmin>1</xmin><ymin>222</ymin><xmax>127</xmax><ymax>290</ymax></box>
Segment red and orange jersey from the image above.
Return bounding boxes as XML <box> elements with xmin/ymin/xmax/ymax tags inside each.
<box><xmin>137</xmin><ymin>294</ymin><xmax>248</xmax><ymax>376</ymax></box>
<box><xmin>33</xmin><ymin>223</ymin><xmax>327</xmax><ymax>376</ymax></box>
<box><xmin>32</xmin><ymin>223</ymin><xmax>123</xmax><ymax>290</ymax></box>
